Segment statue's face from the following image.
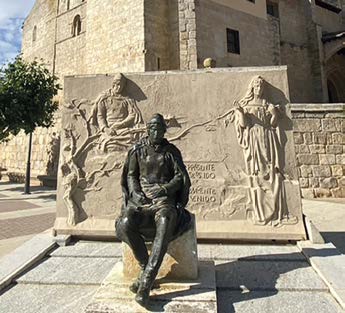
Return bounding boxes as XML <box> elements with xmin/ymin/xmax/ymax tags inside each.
<box><xmin>252</xmin><ymin>78</ymin><xmax>263</xmax><ymax>97</ymax></box>
<box><xmin>112</xmin><ymin>77</ymin><xmax>125</xmax><ymax>94</ymax></box>
<box><xmin>147</xmin><ymin>123</ymin><xmax>165</xmax><ymax>144</ymax></box>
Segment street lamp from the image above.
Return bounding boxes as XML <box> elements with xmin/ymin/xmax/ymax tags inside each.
<box><xmin>24</xmin><ymin>132</ymin><xmax>32</xmax><ymax>194</ymax></box>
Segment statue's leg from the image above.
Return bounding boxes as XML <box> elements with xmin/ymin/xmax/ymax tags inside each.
<box><xmin>116</xmin><ymin>214</ymin><xmax>149</xmax><ymax>293</ymax></box>
<box><xmin>116</xmin><ymin>215</ymin><xmax>149</xmax><ymax>268</ymax></box>
<box><xmin>135</xmin><ymin>207</ymin><xmax>177</xmax><ymax>307</ymax></box>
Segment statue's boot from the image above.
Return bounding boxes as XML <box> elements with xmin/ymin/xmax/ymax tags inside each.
<box><xmin>129</xmin><ymin>264</ymin><xmax>146</xmax><ymax>294</ymax></box>
<box><xmin>135</xmin><ymin>275</ymin><xmax>152</xmax><ymax>308</ymax></box>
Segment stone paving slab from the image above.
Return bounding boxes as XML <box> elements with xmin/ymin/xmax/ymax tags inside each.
<box><xmin>298</xmin><ymin>241</ymin><xmax>345</xmax><ymax>290</ymax></box>
<box><xmin>86</xmin><ymin>299</ymin><xmax>216</xmax><ymax>313</ymax></box>
<box><xmin>96</xmin><ymin>263</ymin><xmax>217</xmax><ymax>302</ymax></box>
<box><xmin>216</xmin><ymin>290</ymin><xmax>344</xmax><ymax>313</ymax></box>
<box><xmin>0</xmin><ymin>284</ymin><xmax>97</xmax><ymax>313</ymax></box>
<box><xmin>0</xmin><ymin>232</ymin><xmax>56</xmax><ymax>291</ymax></box>
<box><xmin>50</xmin><ymin>241</ymin><xmax>122</xmax><ymax>258</ymax></box>
<box><xmin>0</xmin><ymin>200</ymin><xmax>40</xmax><ymax>213</ymax></box>
<box><xmin>0</xmin><ymin>234</ymin><xmax>35</xmax><ymax>258</ymax></box>
<box><xmin>103</xmin><ymin>261</ymin><xmax>217</xmax><ymax>290</ymax></box>
<box><xmin>0</xmin><ymin>206</ymin><xmax>56</xmax><ymax>220</ymax></box>
<box><xmin>85</xmin><ymin>261</ymin><xmax>217</xmax><ymax>313</ymax></box>
<box><xmin>198</xmin><ymin>244</ymin><xmax>305</xmax><ymax>261</ymax></box>
<box><xmin>17</xmin><ymin>256</ymin><xmax>118</xmax><ymax>285</ymax></box>
<box><xmin>298</xmin><ymin>241</ymin><xmax>345</xmax><ymax>309</ymax></box>
<box><xmin>0</xmin><ymin>213</ymin><xmax>56</xmax><ymax>240</ymax></box>
<box><xmin>215</xmin><ymin>260</ymin><xmax>327</xmax><ymax>291</ymax></box>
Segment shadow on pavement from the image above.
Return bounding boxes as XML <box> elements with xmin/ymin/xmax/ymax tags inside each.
<box><xmin>148</xmin><ymin>251</ymin><xmax>325</xmax><ymax>312</ymax></box>
<box><xmin>320</xmin><ymin>232</ymin><xmax>345</xmax><ymax>255</ymax></box>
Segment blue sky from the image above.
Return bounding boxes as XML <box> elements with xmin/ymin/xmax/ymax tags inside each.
<box><xmin>0</xmin><ymin>0</ymin><xmax>35</xmax><ymax>66</ymax></box>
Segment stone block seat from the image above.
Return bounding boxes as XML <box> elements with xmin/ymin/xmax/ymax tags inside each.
<box><xmin>122</xmin><ymin>215</ymin><xmax>198</xmax><ymax>281</ymax></box>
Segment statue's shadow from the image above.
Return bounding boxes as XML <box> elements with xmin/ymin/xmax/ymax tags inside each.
<box><xmin>146</xmin><ymin>251</ymin><xmax>325</xmax><ymax>312</ymax></box>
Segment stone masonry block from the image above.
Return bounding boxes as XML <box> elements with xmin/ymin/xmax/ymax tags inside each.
<box><xmin>336</xmin><ymin>154</ymin><xmax>345</xmax><ymax>165</ymax></box>
<box><xmin>299</xmin><ymin>165</ymin><xmax>313</xmax><ymax>178</ymax></box>
<box><xmin>322</xmin><ymin>119</ymin><xmax>342</xmax><ymax>132</ymax></box>
<box><xmin>304</xmin><ymin>133</ymin><xmax>313</xmax><ymax>144</ymax></box>
<box><xmin>319</xmin><ymin>154</ymin><xmax>336</xmax><ymax>165</ymax></box>
<box><xmin>339</xmin><ymin>177</ymin><xmax>345</xmax><ymax>187</ymax></box>
<box><xmin>299</xmin><ymin>178</ymin><xmax>309</xmax><ymax>188</ymax></box>
<box><xmin>309</xmin><ymin>145</ymin><xmax>325</xmax><ymax>154</ymax></box>
<box><xmin>301</xmin><ymin>188</ymin><xmax>314</xmax><ymax>199</ymax></box>
<box><xmin>312</xmin><ymin>165</ymin><xmax>331</xmax><ymax>177</ymax></box>
<box><xmin>331</xmin><ymin>187</ymin><xmax>345</xmax><ymax>198</ymax></box>
<box><xmin>332</xmin><ymin>133</ymin><xmax>344</xmax><ymax>144</ymax></box>
<box><xmin>293</xmin><ymin>119</ymin><xmax>321</xmax><ymax>132</ymax></box>
<box><xmin>320</xmin><ymin>177</ymin><xmax>338</xmax><ymax>189</ymax></box>
<box><xmin>326</xmin><ymin>145</ymin><xmax>343</xmax><ymax>154</ymax></box>
<box><xmin>295</xmin><ymin>145</ymin><xmax>309</xmax><ymax>154</ymax></box>
<box><xmin>293</xmin><ymin>133</ymin><xmax>304</xmax><ymax>144</ymax></box>
<box><xmin>309</xmin><ymin>177</ymin><xmax>320</xmax><ymax>188</ymax></box>
<box><xmin>331</xmin><ymin>165</ymin><xmax>344</xmax><ymax>177</ymax></box>
<box><xmin>122</xmin><ymin>217</ymin><xmax>198</xmax><ymax>280</ymax></box>
<box><xmin>314</xmin><ymin>188</ymin><xmax>332</xmax><ymax>198</ymax></box>
<box><xmin>313</xmin><ymin>133</ymin><xmax>327</xmax><ymax>145</ymax></box>
<box><xmin>297</xmin><ymin>154</ymin><xmax>319</xmax><ymax>165</ymax></box>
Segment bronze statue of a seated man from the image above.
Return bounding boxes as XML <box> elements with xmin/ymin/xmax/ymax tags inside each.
<box><xmin>115</xmin><ymin>113</ymin><xmax>192</xmax><ymax>307</ymax></box>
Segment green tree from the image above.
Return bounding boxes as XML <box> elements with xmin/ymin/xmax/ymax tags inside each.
<box><xmin>0</xmin><ymin>56</ymin><xmax>60</xmax><ymax>142</ymax></box>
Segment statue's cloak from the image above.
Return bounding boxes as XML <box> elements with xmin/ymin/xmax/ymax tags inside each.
<box><xmin>117</xmin><ymin>137</ymin><xmax>192</xmax><ymax>241</ymax></box>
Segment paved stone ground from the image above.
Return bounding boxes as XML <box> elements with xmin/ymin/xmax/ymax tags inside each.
<box><xmin>303</xmin><ymin>198</ymin><xmax>345</xmax><ymax>254</ymax></box>
<box><xmin>0</xmin><ymin>182</ymin><xmax>56</xmax><ymax>258</ymax></box>
<box><xmin>0</xmin><ymin>181</ymin><xmax>344</xmax><ymax>312</ymax></box>
<box><xmin>0</xmin><ymin>241</ymin><xmax>344</xmax><ymax>313</ymax></box>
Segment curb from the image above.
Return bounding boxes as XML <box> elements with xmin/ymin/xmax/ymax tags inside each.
<box><xmin>0</xmin><ymin>231</ymin><xmax>57</xmax><ymax>292</ymax></box>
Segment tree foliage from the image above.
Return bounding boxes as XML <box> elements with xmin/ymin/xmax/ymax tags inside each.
<box><xmin>0</xmin><ymin>56</ymin><xmax>60</xmax><ymax>142</ymax></box>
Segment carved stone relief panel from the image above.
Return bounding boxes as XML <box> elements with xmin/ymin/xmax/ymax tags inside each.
<box><xmin>55</xmin><ymin>68</ymin><xmax>306</xmax><ymax>240</ymax></box>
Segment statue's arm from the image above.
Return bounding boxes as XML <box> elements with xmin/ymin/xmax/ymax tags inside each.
<box><xmin>162</xmin><ymin>153</ymin><xmax>184</xmax><ymax>196</ymax></box>
<box><xmin>235</xmin><ymin>106</ymin><xmax>248</xmax><ymax>128</ymax></box>
<box><xmin>97</xmin><ymin>98</ymin><xmax>108</xmax><ymax>131</ymax></box>
<box><xmin>267</xmin><ymin>103</ymin><xmax>281</xmax><ymax>128</ymax></box>
<box><xmin>127</xmin><ymin>151</ymin><xmax>142</xmax><ymax>195</ymax></box>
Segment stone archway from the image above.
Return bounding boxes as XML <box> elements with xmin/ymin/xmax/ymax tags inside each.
<box><xmin>325</xmin><ymin>47</ymin><xmax>345</xmax><ymax>103</ymax></box>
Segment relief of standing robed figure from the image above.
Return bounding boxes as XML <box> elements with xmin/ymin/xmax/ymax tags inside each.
<box><xmin>227</xmin><ymin>76</ymin><xmax>297</xmax><ymax>227</ymax></box>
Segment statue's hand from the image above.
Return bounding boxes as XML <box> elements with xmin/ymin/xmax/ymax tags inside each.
<box><xmin>132</xmin><ymin>191</ymin><xmax>151</xmax><ymax>206</ymax></box>
<box><xmin>145</xmin><ymin>184</ymin><xmax>166</xmax><ymax>199</ymax></box>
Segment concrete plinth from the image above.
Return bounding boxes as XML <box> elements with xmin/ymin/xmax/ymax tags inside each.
<box><xmin>123</xmin><ymin>216</ymin><xmax>198</xmax><ymax>281</ymax></box>
<box><xmin>85</xmin><ymin>261</ymin><xmax>217</xmax><ymax>313</ymax></box>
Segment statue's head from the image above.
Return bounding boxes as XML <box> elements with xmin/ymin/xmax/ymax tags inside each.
<box><xmin>250</xmin><ymin>76</ymin><xmax>264</xmax><ymax>98</ymax></box>
<box><xmin>112</xmin><ymin>73</ymin><xmax>126</xmax><ymax>94</ymax></box>
<box><xmin>147</xmin><ymin>113</ymin><xmax>167</xmax><ymax>145</ymax></box>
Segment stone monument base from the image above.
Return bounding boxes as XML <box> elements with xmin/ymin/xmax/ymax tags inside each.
<box><xmin>123</xmin><ymin>215</ymin><xmax>198</xmax><ymax>280</ymax></box>
<box><xmin>85</xmin><ymin>261</ymin><xmax>217</xmax><ymax>313</ymax></box>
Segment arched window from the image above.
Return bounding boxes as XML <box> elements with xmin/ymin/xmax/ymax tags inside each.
<box><xmin>72</xmin><ymin>15</ymin><xmax>82</xmax><ymax>37</ymax></box>
<box><xmin>67</xmin><ymin>0</ymin><xmax>70</xmax><ymax>10</ymax></box>
<box><xmin>32</xmin><ymin>26</ymin><xmax>37</xmax><ymax>42</ymax></box>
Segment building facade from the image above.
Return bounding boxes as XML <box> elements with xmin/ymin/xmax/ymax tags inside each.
<box><xmin>0</xmin><ymin>0</ymin><xmax>344</xmax><ymax>196</ymax></box>
<box><xmin>20</xmin><ymin>0</ymin><xmax>345</xmax><ymax>102</ymax></box>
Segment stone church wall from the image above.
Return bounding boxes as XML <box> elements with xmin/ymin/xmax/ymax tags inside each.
<box><xmin>144</xmin><ymin>0</ymin><xmax>170</xmax><ymax>70</ymax></box>
<box><xmin>84</xmin><ymin>0</ymin><xmax>145</xmax><ymax>74</ymax></box>
<box><xmin>278</xmin><ymin>0</ymin><xmax>316</xmax><ymax>103</ymax></box>
<box><xmin>21</xmin><ymin>0</ymin><xmax>57</xmax><ymax>71</ymax></box>
<box><xmin>195</xmin><ymin>0</ymin><xmax>278</xmax><ymax>68</ymax></box>
<box><xmin>291</xmin><ymin>104</ymin><xmax>345</xmax><ymax>198</ymax></box>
